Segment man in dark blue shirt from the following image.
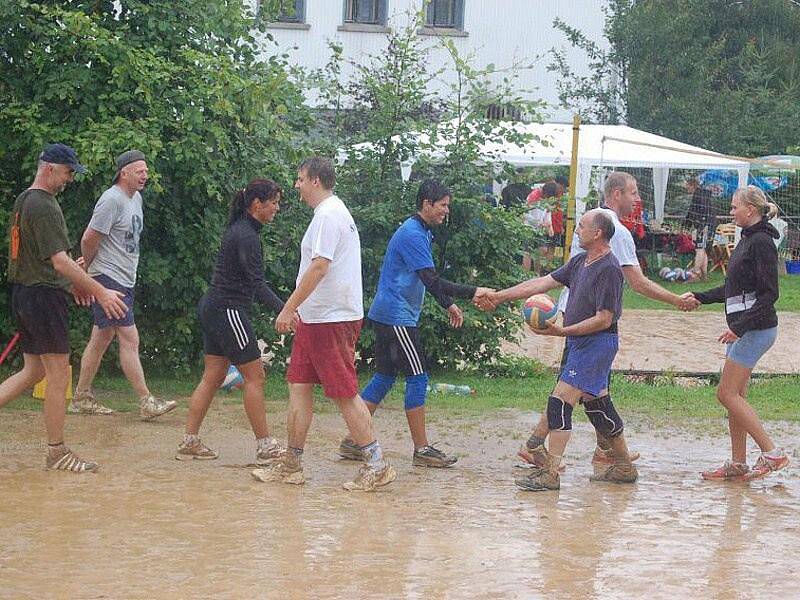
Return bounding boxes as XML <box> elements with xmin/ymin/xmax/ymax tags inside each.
<box><xmin>478</xmin><ymin>209</ymin><xmax>638</xmax><ymax>491</ymax></box>
<box><xmin>338</xmin><ymin>180</ymin><xmax>492</xmax><ymax>467</ymax></box>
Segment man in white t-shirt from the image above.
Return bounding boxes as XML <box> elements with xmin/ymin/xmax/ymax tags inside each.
<box><xmin>252</xmin><ymin>157</ymin><xmax>395</xmax><ymax>492</ymax></box>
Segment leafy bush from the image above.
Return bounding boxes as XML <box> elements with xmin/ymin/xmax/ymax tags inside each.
<box><xmin>306</xmin><ymin>11</ymin><xmax>541</xmax><ymax>368</ymax></box>
<box><xmin>0</xmin><ymin>0</ymin><xmax>309</xmax><ymax>371</ymax></box>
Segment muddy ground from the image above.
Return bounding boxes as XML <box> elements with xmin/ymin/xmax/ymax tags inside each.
<box><xmin>503</xmin><ymin>309</ymin><xmax>800</xmax><ymax>374</ymax></box>
<box><xmin>1</xmin><ymin>403</ymin><xmax>797</xmax><ymax>599</ymax></box>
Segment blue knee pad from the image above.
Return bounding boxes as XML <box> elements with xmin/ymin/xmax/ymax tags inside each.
<box><xmin>404</xmin><ymin>373</ymin><xmax>429</xmax><ymax>410</ymax></box>
<box><xmin>583</xmin><ymin>395</ymin><xmax>624</xmax><ymax>438</ymax></box>
<box><xmin>361</xmin><ymin>373</ymin><xmax>396</xmax><ymax>405</ymax></box>
<box><xmin>547</xmin><ymin>395</ymin><xmax>573</xmax><ymax>431</ymax></box>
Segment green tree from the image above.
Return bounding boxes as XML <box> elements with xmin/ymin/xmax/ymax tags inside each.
<box><xmin>0</xmin><ymin>0</ymin><xmax>309</xmax><ymax>370</ymax></box>
<box><xmin>306</xmin><ymin>12</ymin><xmax>543</xmax><ymax>368</ymax></box>
<box><xmin>551</xmin><ymin>0</ymin><xmax>800</xmax><ymax>156</ymax></box>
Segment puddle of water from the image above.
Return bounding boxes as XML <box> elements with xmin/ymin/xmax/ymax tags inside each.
<box><xmin>0</xmin><ymin>407</ymin><xmax>796</xmax><ymax>599</ymax></box>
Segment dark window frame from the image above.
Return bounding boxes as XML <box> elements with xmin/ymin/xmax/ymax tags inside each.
<box><xmin>274</xmin><ymin>0</ymin><xmax>306</xmax><ymax>23</ymax></box>
<box><xmin>425</xmin><ymin>0</ymin><xmax>465</xmax><ymax>30</ymax></box>
<box><xmin>343</xmin><ymin>0</ymin><xmax>388</xmax><ymax>26</ymax></box>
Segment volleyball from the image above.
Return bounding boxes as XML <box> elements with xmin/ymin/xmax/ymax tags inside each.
<box><xmin>522</xmin><ymin>294</ymin><xmax>558</xmax><ymax>330</ymax></box>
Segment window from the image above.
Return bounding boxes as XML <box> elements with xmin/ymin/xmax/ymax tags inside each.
<box><xmin>486</xmin><ymin>103</ymin><xmax>524</xmax><ymax>122</ymax></box>
<box><xmin>275</xmin><ymin>0</ymin><xmax>305</xmax><ymax>23</ymax></box>
<box><xmin>344</xmin><ymin>0</ymin><xmax>386</xmax><ymax>25</ymax></box>
<box><xmin>425</xmin><ymin>0</ymin><xmax>465</xmax><ymax>29</ymax></box>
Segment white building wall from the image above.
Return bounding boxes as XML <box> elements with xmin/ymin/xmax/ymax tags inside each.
<box><xmin>257</xmin><ymin>1</ymin><xmax>608</xmax><ymax>122</ymax></box>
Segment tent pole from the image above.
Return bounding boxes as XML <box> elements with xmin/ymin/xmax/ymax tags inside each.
<box><xmin>564</xmin><ymin>114</ymin><xmax>581</xmax><ymax>263</ymax></box>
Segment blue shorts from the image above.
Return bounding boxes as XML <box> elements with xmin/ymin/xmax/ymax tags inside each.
<box><xmin>559</xmin><ymin>333</ymin><xmax>618</xmax><ymax>397</ymax></box>
<box><xmin>726</xmin><ymin>327</ymin><xmax>777</xmax><ymax>369</ymax></box>
<box><xmin>90</xmin><ymin>273</ymin><xmax>135</xmax><ymax>329</ymax></box>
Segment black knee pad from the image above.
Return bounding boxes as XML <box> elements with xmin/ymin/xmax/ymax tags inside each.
<box><xmin>546</xmin><ymin>396</ymin><xmax>573</xmax><ymax>431</ymax></box>
<box><xmin>583</xmin><ymin>395</ymin><xmax>624</xmax><ymax>438</ymax></box>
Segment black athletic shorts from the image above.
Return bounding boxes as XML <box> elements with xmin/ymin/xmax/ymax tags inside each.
<box><xmin>11</xmin><ymin>284</ymin><xmax>70</xmax><ymax>355</ymax></box>
<box><xmin>197</xmin><ymin>294</ymin><xmax>260</xmax><ymax>365</ymax></box>
<box><xmin>371</xmin><ymin>320</ymin><xmax>427</xmax><ymax>377</ymax></box>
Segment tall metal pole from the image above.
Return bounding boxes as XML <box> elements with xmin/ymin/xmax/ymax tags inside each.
<box><xmin>564</xmin><ymin>114</ymin><xmax>581</xmax><ymax>262</ymax></box>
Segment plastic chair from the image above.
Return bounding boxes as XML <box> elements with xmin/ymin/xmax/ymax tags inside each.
<box><xmin>709</xmin><ymin>222</ymin><xmax>736</xmax><ymax>275</ymax></box>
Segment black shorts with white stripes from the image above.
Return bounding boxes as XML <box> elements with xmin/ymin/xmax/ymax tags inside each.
<box><xmin>197</xmin><ymin>294</ymin><xmax>260</xmax><ymax>365</ymax></box>
<box><xmin>371</xmin><ymin>320</ymin><xmax>428</xmax><ymax>377</ymax></box>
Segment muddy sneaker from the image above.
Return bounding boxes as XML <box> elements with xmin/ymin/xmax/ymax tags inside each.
<box><xmin>342</xmin><ymin>463</ymin><xmax>397</xmax><ymax>492</ymax></box>
<box><xmin>46</xmin><ymin>446</ymin><xmax>99</xmax><ymax>473</ymax></box>
<box><xmin>69</xmin><ymin>390</ymin><xmax>114</xmax><ymax>415</ymax></box>
<box><xmin>175</xmin><ymin>440</ymin><xmax>219</xmax><ymax>461</ymax></box>
<box><xmin>515</xmin><ymin>468</ymin><xmax>560</xmax><ymax>491</ymax></box>
<box><xmin>590</xmin><ymin>462</ymin><xmax>638</xmax><ymax>484</ymax></box>
<box><xmin>744</xmin><ymin>450</ymin><xmax>789</xmax><ymax>481</ymax></box>
<box><xmin>701</xmin><ymin>460</ymin><xmax>750</xmax><ymax>481</ymax></box>
<box><xmin>251</xmin><ymin>454</ymin><xmax>305</xmax><ymax>485</ymax></box>
<box><xmin>413</xmin><ymin>444</ymin><xmax>457</xmax><ymax>468</ymax></box>
<box><xmin>256</xmin><ymin>439</ymin><xmax>286</xmax><ymax>465</ymax></box>
<box><xmin>517</xmin><ymin>443</ymin><xmax>566</xmax><ymax>473</ymax></box>
<box><xmin>591</xmin><ymin>447</ymin><xmax>641</xmax><ymax>465</ymax></box>
<box><xmin>337</xmin><ymin>437</ymin><xmax>365</xmax><ymax>461</ymax></box>
<box><xmin>139</xmin><ymin>395</ymin><xmax>177</xmax><ymax>421</ymax></box>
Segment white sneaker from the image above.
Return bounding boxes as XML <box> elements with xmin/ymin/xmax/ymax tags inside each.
<box><xmin>140</xmin><ymin>395</ymin><xmax>177</xmax><ymax>420</ymax></box>
<box><xmin>69</xmin><ymin>390</ymin><xmax>114</xmax><ymax>415</ymax></box>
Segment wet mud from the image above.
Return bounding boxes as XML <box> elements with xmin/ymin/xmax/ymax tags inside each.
<box><xmin>1</xmin><ymin>405</ymin><xmax>797</xmax><ymax>599</ymax></box>
<box><xmin>504</xmin><ymin>309</ymin><xmax>800</xmax><ymax>374</ymax></box>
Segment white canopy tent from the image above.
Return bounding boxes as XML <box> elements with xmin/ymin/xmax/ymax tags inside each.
<box><xmin>392</xmin><ymin>122</ymin><xmax>750</xmax><ymax>224</ymax></box>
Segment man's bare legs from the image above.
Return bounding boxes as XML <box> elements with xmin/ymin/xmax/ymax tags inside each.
<box><xmin>0</xmin><ymin>353</ymin><xmax>45</xmax><ymax>407</ymax></box>
<box><xmin>116</xmin><ymin>325</ymin><xmax>149</xmax><ymax>399</ymax></box>
<box><xmin>286</xmin><ymin>383</ymin><xmax>315</xmax><ymax>450</ymax></box>
<box><xmin>75</xmin><ymin>326</ymin><xmax>114</xmax><ymax>396</ymax></box>
<box><xmin>76</xmin><ymin>325</ymin><xmax>174</xmax><ymax>418</ymax></box>
<box><xmin>693</xmin><ymin>248</ymin><xmax>709</xmax><ymax>280</ymax></box>
<box><xmin>40</xmin><ymin>354</ymin><xmax>69</xmax><ymax>445</ymax></box>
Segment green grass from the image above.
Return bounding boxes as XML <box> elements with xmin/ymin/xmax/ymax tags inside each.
<box><xmin>622</xmin><ymin>271</ymin><xmax>800</xmax><ymax>312</ymax></box>
<box><xmin>3</xmin><ymin>369</ymin><xmax>799</xmax><ymax>423</ymax></box>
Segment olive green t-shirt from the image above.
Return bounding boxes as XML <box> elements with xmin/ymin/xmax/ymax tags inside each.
<box><xmin>7</xmin><ymin>188</ymin><xmax>72</xmax><ymax>289</ymax></box>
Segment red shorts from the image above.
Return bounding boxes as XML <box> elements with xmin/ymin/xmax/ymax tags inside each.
<box><xmin>286</xmin><ymin>319</ymin><xmax>362</xmax><ymax>399</ymax></box>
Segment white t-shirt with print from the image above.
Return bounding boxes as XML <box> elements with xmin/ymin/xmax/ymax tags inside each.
<box><xmin>297</xmin><ymin>195</ymin><xmax>363</xmax><ymax>323</ymax></box>
<box><xmin>557</xmin><ymin>207</ymin><xmax>639</xmax><ymax>311</ymax></box>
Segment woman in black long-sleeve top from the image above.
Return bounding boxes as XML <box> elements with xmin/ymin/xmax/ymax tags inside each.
<box><xmin>691</xmin><ymin>186</ymin><xmax>788</xmax><ymax>481</ymax></box>
<box><xmin>177</xmin><ymin>179</ymin><xmax>286</xmax><ymax>464</ymax></box>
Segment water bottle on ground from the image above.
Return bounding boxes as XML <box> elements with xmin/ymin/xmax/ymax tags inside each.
<box><xmin>427</xmin><ymin>383</ymin><xmax>475</xmax><ymax>396</ymax></box>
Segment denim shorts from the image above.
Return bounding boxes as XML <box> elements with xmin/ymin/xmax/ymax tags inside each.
<box><xmin>726</xmin><ymin>327</ymin><xmax>777</xmax><ymax>369</ymax></box>
<box><xmin>90</xmin><ymin>273</ymin><xmax>135</xmax><ymax>328</ymax></box>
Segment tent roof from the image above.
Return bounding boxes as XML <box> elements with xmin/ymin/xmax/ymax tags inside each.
<box><xmin>476</xmin><ymin>122</ymin><xmax>750</xmax><ymax>171</ymax></box>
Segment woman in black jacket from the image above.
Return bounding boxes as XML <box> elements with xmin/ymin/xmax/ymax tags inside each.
<box><xmin>689</xmin><ymin>186</ymin><xmax>788</xmax><ymax>481</ymax></box>
<box><xmin>177</xmin><ymin>179</ymin><xmax>286</xmax><ymax>463</ymax></box>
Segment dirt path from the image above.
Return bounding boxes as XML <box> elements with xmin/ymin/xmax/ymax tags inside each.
<box><xmin>1</xmin><ymin>405</ymin><xmax>797</xmax><ymax>599</ymax></box>
<box><xmin>503</xmin><ymin>309</ymin><xmax>800</xmax><ymax>374</ymax></box>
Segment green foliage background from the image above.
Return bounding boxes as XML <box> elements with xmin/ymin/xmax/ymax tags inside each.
<box><xmin>1</xmin><ymin>2</ymin><xmax>532</xmax><ymax>373</ymax></box>
<box><xmin>551</xmin><ymin>0</ymin><xmax>800</xmax><ymax>156</ymax></box>
<box><xmin>0</xmin><ymin>0</ymin><xmax>309</xmax><ymax>370</ymax></box>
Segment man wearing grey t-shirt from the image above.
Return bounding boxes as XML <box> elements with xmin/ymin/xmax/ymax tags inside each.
<box><xmin>71</xmin><ymin>150</ymin><xmax>176</xmax><ymax>420</ymax></box>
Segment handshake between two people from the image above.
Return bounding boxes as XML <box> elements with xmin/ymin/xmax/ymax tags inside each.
<box><xmin>677</xmin><ymin>291</ymin><xmax>701</xmax><ymax>312</ymax></box>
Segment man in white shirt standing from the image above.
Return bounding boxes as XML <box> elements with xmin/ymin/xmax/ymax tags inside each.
<box><xmin>517</xmin><ymin>171</ymin><xmax>700</xmax><ymax>472</ymax></box>
<box><xmin>252</xmin><ymin>157</ymin><xmax>395</xmax><ymax>492</ymax></box>
<box><xmin>71</xmin><ymin>150</ymin><xmax>176</xmax><ymax>420</ymax></box>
